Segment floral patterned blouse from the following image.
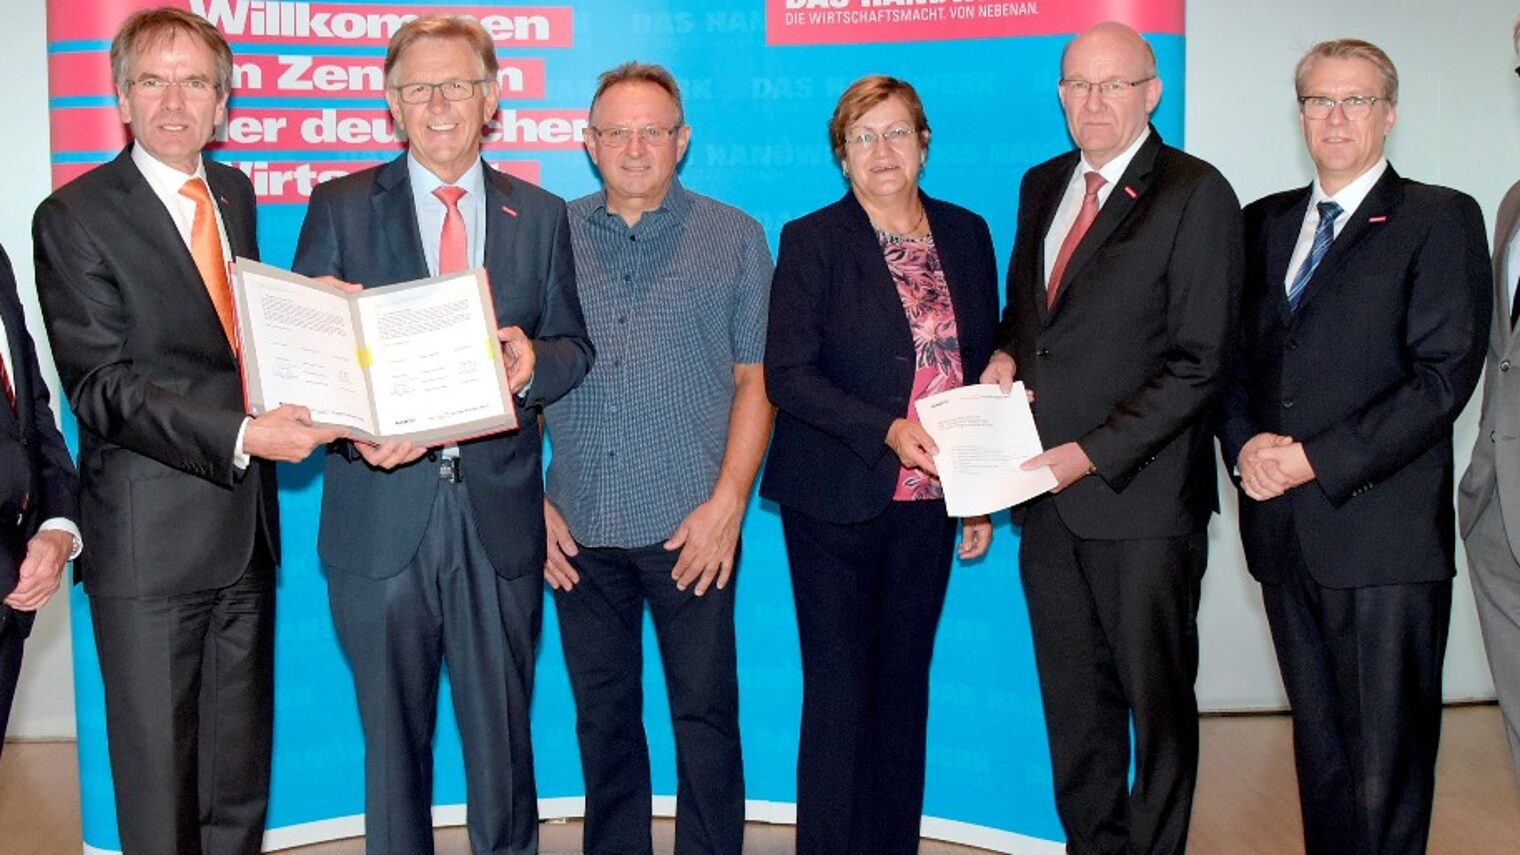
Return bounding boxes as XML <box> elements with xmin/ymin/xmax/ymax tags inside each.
<box><xmin>880</xmin><ymin>230</ymin><xmax>962</xmax><ymax>501</ymax></box>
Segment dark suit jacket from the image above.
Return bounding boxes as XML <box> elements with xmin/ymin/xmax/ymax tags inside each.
<box><xmin>761</xmin><ymin>191</ymin><xmax>1000</xmax><ymax>524</ymax></box>
<box><xmin>996</xmin><ymin>130</ymin><xmax>1243</xmax><ymax>539</ymax></box>
<box><xmin>33</xmin><ymin>148</ymin><xmax>275</xmax><ymax>598</ymax></box>
<box><xmin>292</xmin><ymin>155</ymin><xmax>592</xmax><ymax>581</ymax></box>
<box><xmin>0</xmin><ymin>245</ymin><xmax>80</xmax><ymax>636</ymax></box>
<box><xmin>1219</xmin><ymin>166</ymin><xmax>1490</xmax><ymax>588</ymax></box>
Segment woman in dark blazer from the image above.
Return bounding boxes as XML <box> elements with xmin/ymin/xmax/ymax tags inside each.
<box><xmin>760</xmin><ymin>74</ymin><xmax>999</xmax><ymax>855</ymax></box>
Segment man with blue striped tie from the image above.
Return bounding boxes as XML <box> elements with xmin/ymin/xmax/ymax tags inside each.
<box><xmin>1218</xmin><ymin>39</ymin><xmax>1490</xmax><ymax>854</ymax></box>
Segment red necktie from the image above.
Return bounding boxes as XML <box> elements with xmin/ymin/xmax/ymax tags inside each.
<box><xmin>433</xmin><ymin>185</ymin><xmax>468</xmax><ymax>274</ymax></box>
<box><xmin>178</xmin><ymin>178</ymin><xmax>237</xmax><ymax>348</ymax></box>
<box><xmin>0</xmin><ymin>349</ymin><xmax>15</xmax><ymax>413</ymax></box>
<box><xmin>1047</xmin><ymin>171</ymin><xmax>1108</xmax><ymax>308</ymax></box>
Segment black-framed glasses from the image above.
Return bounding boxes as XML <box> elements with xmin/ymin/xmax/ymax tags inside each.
<box><xmin>392</xmin><ymin>78</ymin><xmax>490</xmax><ymax>104</ymax></box>
<box><xmin>588</xmin><ymin>125</ymin><xmax>684</xmax><ymax>148</ymax></box>
<box><xmin>1058</xmin><ymin>77</ymin><xmax>1154</xmax><ymax>99</ymax></box>
<box><xmin>1297</xmin><ymin>95</ymin><xmax>1387</xmax><ymax>120</ymax></box>
<box><xmin>127</xmin><ymin>76</ymin><xmax>221</xmax><ymax>101</ymax></box>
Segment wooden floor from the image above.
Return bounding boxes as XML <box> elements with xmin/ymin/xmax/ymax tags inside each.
<box><xmin>3</xmin><ymin>705</ymin><xmax>1518</xmax><ymax>853</ymax></box>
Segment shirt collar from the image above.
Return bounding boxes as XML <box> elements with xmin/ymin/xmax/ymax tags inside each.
<box><xmin>407</xmin><ymin>153</ymin><xmax>486</xmax><ymax>200</ymax></box>
<box><xmin>587</xmin><ymin>178</ymin><xmax>690</xmax><ymax>223</ymax></box>
<box><xmin>1310</xmin><ymin>158</ymin><xmax>1388</xmax><ymax>220</ymax></box>
<box><xmin>131</xmin><ymin>143</ymin><xmax>207</xmax><ymax>194</ymax></box>
<box><xmin>1078</xmin><ymin>126</ymin><xmax>1151</xmax><ymax>187</ymax></box>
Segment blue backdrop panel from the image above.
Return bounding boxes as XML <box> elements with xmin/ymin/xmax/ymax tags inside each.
<box><xmin>47</xmin><ymin>1</ymin><xmax>1186</xmax><ymax>850</ymax></box>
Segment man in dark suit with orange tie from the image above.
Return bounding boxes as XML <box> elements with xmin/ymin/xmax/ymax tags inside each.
<box><xmin>1219</xmin><ymin>39</ymin><xmax>1489</xmax><ymax>853</ymax></box>
<box><xmin>983</xmin><ymin>21</ymin><xmax>1242</xmax><ymax>854</ymax></box>
<box><xmin>33</xmin><ymin>8</ymin><xmax>341</xmax><ymax>853</ymax></box>
<box><xmin>0</xmin><ymin>243</ymin><xmax>80</xmax><ymax>756</ymax></box>
<box><xmin>291</xmin><ymin>16</ymin><xmax>591</xmax><ymax>854</ymax></box>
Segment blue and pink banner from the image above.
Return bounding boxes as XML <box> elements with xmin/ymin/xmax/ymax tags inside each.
<box><xmin>47</xmin><ymin>1</ymin><xmax>1185</xmax><ymax>851</ymax></box>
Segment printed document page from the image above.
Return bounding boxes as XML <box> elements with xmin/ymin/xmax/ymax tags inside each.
<box><xmin>355</xmin><ymin>274</ymin><xmax>511</xmax><ymax>439</ymax></box>
<box><xmin>233</xmin><ymin>260</ymin><xmax>517</xmax><ymax>444</ymax></box>
<box><xmin>234</xmin><ymin>263</ymin><xmax>376</xmax><ymax>434</ymax></box>
<box><xmin>916</xmin><ymin>383</ymin><xmax>1057</xmax><ymax>516</ymax></box>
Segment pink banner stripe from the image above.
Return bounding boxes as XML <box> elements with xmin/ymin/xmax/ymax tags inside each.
<box><xmin>50</xmin><ymin>55</ymin><xmax>116</xmax><ymax>98</ymax></box>
<box><xmin>49</xmin><ymin>0</ymin><xmax>186</xmax><ymax>42</ymax></box>
<box><xmin>766</xmin><ymin>0</ymin><xmax>1183</xmax><ymax>47</ymax></box>
<box><xmin>51</xmin><ymin>107</ymin><xmax>130</xmax><ymax>153</ymax></box>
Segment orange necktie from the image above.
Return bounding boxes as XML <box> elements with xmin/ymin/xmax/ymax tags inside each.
<box><xmin>178</xmin><ymin>177</ymin><xmax>237</xmax><ymax>348</ymax></box>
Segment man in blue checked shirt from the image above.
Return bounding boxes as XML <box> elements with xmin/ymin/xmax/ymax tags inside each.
<box><xmin>543</xmin><ymin>61</ymin><xmax>773</xmax><ymax>855</ymax></box>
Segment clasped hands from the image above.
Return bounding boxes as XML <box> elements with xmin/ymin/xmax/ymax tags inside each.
<box><xmin>1237</xmin><ymin>432</ymin><xmax>1316</xmax><ymax>501</ymax></box>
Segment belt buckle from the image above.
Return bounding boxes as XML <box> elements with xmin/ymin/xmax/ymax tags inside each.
<box><xmin>439</xmin><ymin>456</ymin><xmax>462</xmax><ymax>483</ymax></box>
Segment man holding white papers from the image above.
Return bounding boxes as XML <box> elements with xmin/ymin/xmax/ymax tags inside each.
<box><xmin>982</xmin><ymin>22</ymin><xmax>1242</xmax><ymax>854</ymax></box>
<box><xmin>291</xmin><ymin>15</ymin><xmax>591</xmax><ymax>854</ymax></box>
<box><xmin>542</xmin><ymin>62</ymin><xmax>772</xmax><ymax>855</ymax></box>
<box><xmin>35</xmin><ymin>9</ymin><xmax>343</xmax><ymax>853</ymax></box>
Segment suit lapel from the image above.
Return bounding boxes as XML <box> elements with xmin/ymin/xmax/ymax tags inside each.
<box><xmin>1293</xmin><ymin>166</ymin><xmax>1403</xmax><ymax>316</ymax></box>
<box><xmin>1027</xmin><ymin>156</ymin><xmax>1075</xmax><ymax>326</ymax></box>
<box><xmin>369</xmin><ymin>154</ymin><xmax>430</xmax><ymax>285</ymax></box>
<box><xmin>112</xmin><ymin>149</ymin><xmax>237</xmax><ymax>361</ymax></box>
<box><xmin>1495</xmin><ymin>197</ymin><xmax>1520</xmax><ymax>354</ymax></box>
<box><xmin>0</xmin><ymin>293</ymin><xmax>23</xmax><ymax>438</ymax></box>
<box><xmin>1046</xmin><ymin>131</ymin><xmax>1162</xmax><ymax>317</ymax></box>
<box><xmin>482</xmin><ymin>163</ymin><xmax>522</xmax><ymax>310</ymax></box>
<box><xmin>836</xmin><ymin>193</ymin><xmax>915</xmax><ymax>355</ymax></box>
<box><xmin>1266</xmin><ymin>190</ymin><xmax>1311</xmax><ymax>323</ymax></box>
<box><xmin>204</xmin><ymin>165</ymin><xmax>253</xmax><ymax>259</ymax></box>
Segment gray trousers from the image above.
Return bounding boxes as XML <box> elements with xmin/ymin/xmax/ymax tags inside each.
<box><xmin>1464</xmin><ymin>490</ymin><xmax>1520</xmax><ymax>782</ymax></box>
<box><xmin>329</xmin><ymin>480</ymin><xmax>541</xmax><ymax>855</ymax></box>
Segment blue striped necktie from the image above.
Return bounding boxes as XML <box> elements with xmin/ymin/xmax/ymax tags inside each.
<box><xmin>1287</xmin><ymin>200</ymin><xmax>1342</xmax><ymax>311</ymax></box>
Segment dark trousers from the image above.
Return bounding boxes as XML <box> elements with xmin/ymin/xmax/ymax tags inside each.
<box><xmin>781</xmin><ymin>500</ymin><xmax>957</xmax><ymax>855</ymax></box>
<box><xmin>328</xmin><ymin>481</ymin><xmax>541</xmax><ymax>855</ymax></box>
<box><xmin>0</xmin><ymin>609</ymin><xmax>24</xmax><ymax>758</ymax></box>
<box><xmin>1262</xmin><ymin>542</ymin><xmax>1451</xmax><ymax>855</ymax></box>
<box><xmin>90</xmin><ymin>548</ymin><xmax>275</xmax><ymax>855</ymax></box>
<box><xmin>1019</xmin><ymin>499</ymin><xmax>1206</xmax><ymax>855</ymax></box>
<box><xmin>552</xmin><ymin>541</ymin><xmax>743</xmax><ymax>855</ymax></box>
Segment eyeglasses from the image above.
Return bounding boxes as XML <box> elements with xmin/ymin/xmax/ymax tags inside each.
<box><xmin>845</xmin><ymin>125</ymin><xmax>918</xmax><ymax>150</ymax></box>
<box><xmin>1059</xmin><ymin>77</ymin><xmax>1154</xmax><ymax>99</ymax></box>
<box><xmin>1297</xmin><ymin>95</ymin><xmax>1387</xmax><ymax>120</ymax></box>
<box><xmin>392</xmin><ymin>79</ymin><xmax>490</xmax><ymax>105</ymax></box>
<box><xmin>588</xmin><ymin>125</ymin><xmax>684</xmax><ymax>148</ymax></box>
<box><xmin>127</xmin><ymin>76</ymin><xmax>221</xmax><ymax>101</ymax></box>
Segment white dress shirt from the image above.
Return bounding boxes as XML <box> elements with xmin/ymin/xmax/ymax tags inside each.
<box><xmin>1283</xmin><ymin>158</ymin><xmax>1388</xmax><ymax>295</ymax></box>
<box><xmin>407</xmin><ymin>155</ymin><xmax>488</xmax><ymax>457</ymax></box>
<box><xmin>407</xmin><ymin>154</ymin><xmax>487</xmax><ymax>274</ymax></box>
<box><xmin>130</xmin><ymin>145</ymin><xmax>250</xmax><ymax>468</ymax></box>
<box><xmin>1043</xmin><ymin>127</ymin><xmax>1151</xmax><ymax>287</ymax></box>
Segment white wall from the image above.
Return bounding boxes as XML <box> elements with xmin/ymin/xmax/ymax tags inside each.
<box><xmin>3</xmin><ymin>1</ymin><xmax>1517</xmax><ymax>735</ymax></box>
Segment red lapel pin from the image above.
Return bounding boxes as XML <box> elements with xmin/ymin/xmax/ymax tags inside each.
<box><xmin>501</xmin><ymin>205</ymin><xmax>518</xmax><ymax>217</ymax></box>
<box><xmin>1368</xmin><ymin>215</ymin><xmax>1387</xmax><ymax>223</ymax></box>
<box><xmin>1123</xmin><ymin>186</ymin><xmax>1138</xmax><ymax>198</ymax></box>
